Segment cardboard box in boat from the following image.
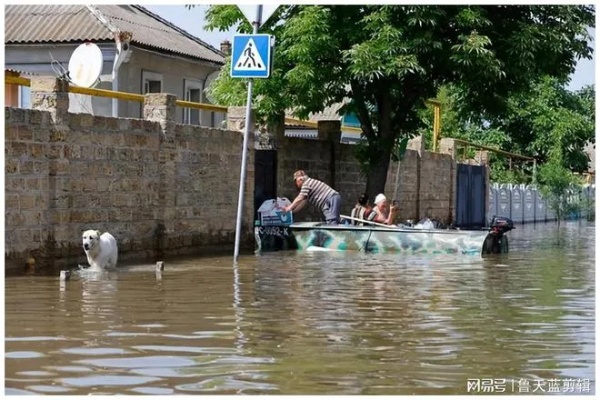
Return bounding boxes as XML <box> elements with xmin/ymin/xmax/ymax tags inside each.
<box><xmin>257</xmin><ymin>198</ymin><xmax>293</xmax><ymax>226</ymax></box>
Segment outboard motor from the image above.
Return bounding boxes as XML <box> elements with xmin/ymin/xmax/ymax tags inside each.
<box><xmin>490</xmin><ymin>216</ymin><xmax>514</xmax><ymax>235</ymax></box>
<box><xmin>483</xmin><ymin>216</ymin><xmax>514</xmax><ymax>254</ymax></box>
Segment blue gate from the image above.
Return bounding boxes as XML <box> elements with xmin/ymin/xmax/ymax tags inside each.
<box><xmin>456</xmin><ymin>164</ymin><xmax>487</xmax><ymax>228</ymax></box>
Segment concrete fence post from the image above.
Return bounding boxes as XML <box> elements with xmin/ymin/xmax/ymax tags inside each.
<box><xmin>143</xmin><ymin>93</ymin><xmax>176</xmax><ymax>140</ymax></box>
<box><xmin>227</xmin><ymin>106</ymin><xmax>255</xmax><ymax>135</ymax></box>
<box><xmin>30</xmin><ymin>77</ymin><xmax>70</xmax><ymax>126</ymax></box>
<box><xmin>439</xmin><ymin>138</ymin><xmax>456</xmax><ymax>158</ymax></box>
<box><xmin>144</xmin><ymin>93</ymin><xmax>177</xmax><ymax>258</ymax></box>
<box><xmin>439</xmin><ymin>138</ymin><xmax>457</xmax><ymax>224</ymax></box>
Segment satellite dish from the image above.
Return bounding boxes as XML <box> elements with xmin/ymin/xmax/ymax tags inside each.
<box><xmin>204</xmin><ymin>70</ymin><xmax>220</xmax><ymax>104</ymax></box>
<box><xmin>67</xmin><ymin>42</ymin><xmax>103</xmax><ymax>88</ymax></box>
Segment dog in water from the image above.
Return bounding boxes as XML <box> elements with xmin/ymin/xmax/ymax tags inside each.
<box><xmin>82</xmin><ymin>230</ymin><xmax>118</xmax><ymax>270</ymax></box>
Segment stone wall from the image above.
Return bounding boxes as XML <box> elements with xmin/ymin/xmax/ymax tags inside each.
<box><xmin>5</xmin><ymin>77</ymin><xmax>482</xmax><ymax>272</ymax></box>
<box><xmin>5</xmin><ymin>78</ymin><xmax>253</xmax><ymax>272</ymax></box>
<box><xmin>276</xmin><ymin>122</ymin><xmax>459</xmax><ymax>224</ymax></box>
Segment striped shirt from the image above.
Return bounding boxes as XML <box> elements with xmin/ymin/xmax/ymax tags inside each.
<box><xmin>350</xmin><ymin>205</ymin><xmax>376</xmax><ymax>225</ymax></box>
<box><xmin>299</xmin><ymin>178</ymin><xmax>338</xmax><ymax>212</ymax></box>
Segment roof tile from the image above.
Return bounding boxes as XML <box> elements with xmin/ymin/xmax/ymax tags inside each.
<box><xmin>5</xmin><ymin>4</ymin><xmax>224</xmax><ymax>64</ymax></box>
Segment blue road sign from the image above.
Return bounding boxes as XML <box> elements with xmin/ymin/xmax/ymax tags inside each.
<box><xmin>230</xmin><ymin>34</ymin><xmax>272</xmax><ymax>78</ymax></box>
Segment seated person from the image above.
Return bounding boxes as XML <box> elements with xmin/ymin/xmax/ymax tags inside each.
<box><xmin>350</xmin><ymin>193</ymin><xmax>377</xmax><ymax>225</ymax></box>
<box><xmin>373</xmin><ymin>193</ymin><xmax>399</xmax><ymax>225</ymax></box>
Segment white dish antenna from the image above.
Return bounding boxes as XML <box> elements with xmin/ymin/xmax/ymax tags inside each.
<box><xmin>68</xmin><ymin>42</ymin><xmax>103</xmax><ymax>88</ymax></box>
<box><xmin>204</xmin><ymin>70</ymin><xmax>220</xmax><ymax>104</ymax></box>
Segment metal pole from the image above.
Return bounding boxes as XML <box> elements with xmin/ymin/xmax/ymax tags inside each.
<box><xmin>233</xmin><ymin>5</ymin><xmax>262</xmax><ymax>262</ymax></box>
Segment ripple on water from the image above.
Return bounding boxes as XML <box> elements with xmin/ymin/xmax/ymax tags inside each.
<box><xmin>46</xmin><ymin>366</ymin><xmax>94</xmax><ymax>373</ymax></box>
<box><xmin>129</xmin><ymin>386</ymin><xmax>175</xmax><ymax>395</ymax></box>
<box><xmin>74</xmin><ymin>355</ymin><xmax>196</xmax><ymax>369</ymax></box>
<box><xmin>5</xmin><ymin>388</ymin><xmax>37</xmax><ymax>395</ymax></box>
<box><xmin>5</xmin><ymin>351</ymin><xmax>45</xmax><ymax>359</ymax></box>
<box><xmin>175</xmin><ymin>375</ymin><xmax>279</xmax><ymax>393</ymax></box>
<box><xmin>16</xmin><ymin>371</ymin><xmax>56</xmax><ymax>377</ymax></box>
<box><xmin>132</xmin><ymin>345</ymin><xmax>238</xmax><ymax>354</ymax></box>
<box><xmin>60</xmin><ymin>347</ymin><xmax>131</xmax><ymax>356</ymax></box>
<box><xmin>4</xmin><ymin>221</ymin><xmax>595</xmax><ymax>395</ymax></box>
<box><xmin>5</xmin><ymin>336</ymin><xmax>68</xmax><ymax>342</ymax></box>
<box><xmin>60</xmin><ymin>375</ymin><xmax>162</xmax><ymax>387</ymax></box>
<box><xmin>26</xmin><ymin>385</ymin><xmax>74</xmax><ymax>393</ymax></box>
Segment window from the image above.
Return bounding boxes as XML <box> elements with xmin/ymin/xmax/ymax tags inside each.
<box><xmin>142</xmin><ymin>70</ymin><xmax>162</xmax><ymax>94</ymax></box>
<box><xmin>183</xmin><ymin>79</ymin><xmax>203</xmax><ymax>125</ymax></box>
<box><xmin>19</xmin><ymin>86</ymin><xmax>31</xmax><ymax>109</ymax></box>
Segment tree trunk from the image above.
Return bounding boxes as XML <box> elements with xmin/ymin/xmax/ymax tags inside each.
<box><xmin>366</xmin><ymin>86</ymin><xmax>394</xmax><ymax>201</ymax></box>
<box><xmin>366</xmin><ymin>147</ymin><xmax>392</xmax><ymax>201</ymax></box>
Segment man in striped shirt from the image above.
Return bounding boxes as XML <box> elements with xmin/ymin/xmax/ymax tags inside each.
<box><xmin>282</xmin><ymin>170</ymin><xmax>342</xmax><ymax>225</ymax></box>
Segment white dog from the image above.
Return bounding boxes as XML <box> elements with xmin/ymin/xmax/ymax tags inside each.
<box><xmin>82</xmin><ymin>230</ymin><xmax>118</xmax><ymax>270</ymax></box>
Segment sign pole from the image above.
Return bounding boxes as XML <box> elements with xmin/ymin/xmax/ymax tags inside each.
<box><xmin>234</xmin><ymin>5</ymin><xmax>263</xmax><ymax>262</ymax></box>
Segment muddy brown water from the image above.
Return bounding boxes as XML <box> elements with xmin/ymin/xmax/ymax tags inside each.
<box><xmin>5</xmin><ymin>221</ymin><xmax>595</xmax><ymax>395</ymax></box>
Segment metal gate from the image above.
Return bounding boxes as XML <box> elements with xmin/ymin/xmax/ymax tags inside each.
<box><xmin>254</xmin><ymin>150</ymin><xmax>278</xmax><ymax>219</ymax></box>
<box><xmin>455</xmin><ymin>164</ymin><xmax>487</xmax><ymax>228</ymax></box>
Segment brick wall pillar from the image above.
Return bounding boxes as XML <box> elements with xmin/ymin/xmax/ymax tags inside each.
<box><xmin>439</xmin><ymin>138</ymin><xmax>456</xmax><ymax>158</ymax></box>
<box><xmin>475</xmin><ymin>150</ymin><xmax>490</xmax><ymax>166</ymax></box>
<box><xmin>30</xmin><ymin>77</ymin><xmax>70</xmax><ymax>126</ymax></box>
<box><xmin>439</xmin><ymin>138</ymin><xmax>457</xmax><ymax>224</ymax></box>
<box><xmin>26</xmin><ymin>77</ymin><xmax>71</xmax><ymax>268</ymax></box>
<box><xmin>227</xmin><ymin>106</ymin><xmax>256</xmax><ymax>133</ymax></box>
<box><xmin>407</xmin><ymin>135</ymin><xmax>425</xmax><ymax>153</ymax></box>
<box><xmin>144</xmin><ymin>93</ymin><xmax>176</xmax><ymax>139</ymax></box>
<box><xmin>144</xmin><ymin>93</ymin><xmax>177</xmax><ymax>258</ymax></box>
<box><xmin>476</xmin><ymin>150</ymin><xmax>491</xmax><ymax>224</ymax></box>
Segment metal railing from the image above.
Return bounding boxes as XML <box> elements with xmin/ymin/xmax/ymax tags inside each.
<box><xmin>5</xmin><ymin>74</ymin><xmax>229</xmax><ymax>113</ymax></box>
<box><xmin>5</xmin><ymin>72</ymin><xmax>361</xmax><ymax>132</ymax></box>
<box><xmin>452</xmin><ymin>137</ymin><xmax>536</xmax><ymax>173</ymax></box>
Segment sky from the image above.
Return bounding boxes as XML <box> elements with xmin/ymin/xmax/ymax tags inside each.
<box><xmin>143</xmin><ymin>4</ymin><xmax>596</xmax><ymax>92</ymax></box>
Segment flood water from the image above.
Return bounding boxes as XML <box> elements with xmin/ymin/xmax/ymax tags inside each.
<box><xmin>5</xmin><ymin>221</ymin><xmax>595</xmax><ymax>395</ymax></box>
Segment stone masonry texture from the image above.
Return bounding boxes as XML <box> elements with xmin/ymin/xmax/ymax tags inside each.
<box><xmin>5</xmin><ymin>79</ymin><xmax>253</xmax><ymax>271</ymax></box>
<box><xmin>6</xmin><ymin>79</ymin><xmax>480</xmax><ymax>272</ymax></box>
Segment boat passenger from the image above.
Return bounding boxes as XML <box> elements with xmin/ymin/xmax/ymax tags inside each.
<box><xmin>373</xmin><ymin>193</ymin><xmax>399</xmax><ymax>225</ymax></box>
<box><xmin>350</xmin><ymin>193</ymin><xmax>377</xmax><ymax>225</ymax></box>
<box><xmin>282</xmin><ymin>170</ymin><xmax>342</xmax><ymax>225</ymax></box>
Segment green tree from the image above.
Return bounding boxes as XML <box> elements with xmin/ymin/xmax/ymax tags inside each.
<box><xmin>203</xmin><ymin>5</ymin><xmax>594</xmax><ymax>199</ymax></box>
<box><xmin>418</xmin><ymin>80</ymin><xmax>595</xmax><ymax>183</ymax></box>
<box><xmin>498</xmin><ymin>78</ymin><xmax>595</xmax><ymax>173</ymax></box>
<box><xmin>537</xmin><ymin>160</ymin><xmax>584</xmax><ymax>227</ymax></box>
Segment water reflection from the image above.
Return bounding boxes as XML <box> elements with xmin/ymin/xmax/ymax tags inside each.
<box><xmin>5</xmin><ymin>221</ymin><xmax>595</xmax><ymax>395</ymax></box>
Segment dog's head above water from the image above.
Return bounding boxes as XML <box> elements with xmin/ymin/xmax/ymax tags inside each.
<box><xmin>82</xmin><ymin>230</ymin><xmax>101</xmax><ymax>251</ymax></box>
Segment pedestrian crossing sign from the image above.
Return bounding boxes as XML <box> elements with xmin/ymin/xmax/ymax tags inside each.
<box><xmin>231</xmin><ymin>34</ymin><xmax>273</xmax><ymax>78</ymax></box>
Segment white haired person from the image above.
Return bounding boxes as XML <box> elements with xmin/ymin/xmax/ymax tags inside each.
<box><xmin>372</xmin><ymin>193</ymin><xmax>399</xmax><ymax>225</ymax></box>
<box><xmin>282</xmin><ymin>170</ymin><xmax>342</xmax><ymax>225</ymax></box>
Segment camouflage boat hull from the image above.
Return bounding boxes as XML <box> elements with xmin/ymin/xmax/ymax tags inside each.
<box><xmin>256</xmin><ymin>222</ymin><xmax>508</xmax><ymax>257</ymax></box>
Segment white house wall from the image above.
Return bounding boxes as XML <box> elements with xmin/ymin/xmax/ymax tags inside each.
<box><xmin>6</xmin><ymin>44</ymin><xmax>225</xmax><ymax>125</ymax></box>
<box><xmin>117</xmin><ymin>47</ymin><xmax>222</xmax><ymax>125</ymax></box>
<box><xmin>6</xmin><ymin>43</ymin><xmax>116</xmax><ymax>116</ymax></box>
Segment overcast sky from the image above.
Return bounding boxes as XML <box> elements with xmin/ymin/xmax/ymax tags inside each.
<box><xmin>144</xmin><ymin>4</ymin><xmax>595</xmax><ymax>92</ymax></box>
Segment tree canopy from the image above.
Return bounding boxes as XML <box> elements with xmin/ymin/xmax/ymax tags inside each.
<box><xmin>203</xmin><ymin>5</ymin><xmax>595</xmax><ymax>198</ymax></box>
<box><xmin>418</xmin><ymin>80</ymin><xmax>595</xmax><ymax>182</ymax></box>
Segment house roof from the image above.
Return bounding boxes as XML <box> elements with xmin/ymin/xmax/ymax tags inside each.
<box><xmin>4</xmin><ymin>4</ymin><xmax>224</xmax><ymax>64</ymax></box>
<box><xmin>5</xmin><ymin>68</ymin><xmax>37</xmax><ymax>77</ymax></box>
<box><xmin>285</xmin><ymin>103</ymin><xmax>345</xmax><ymax>129</ymax></box>
<box><xmin>308</xmin><ymin>103</ymin><xmax>345</xmax><ymax>122</ymax></box>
